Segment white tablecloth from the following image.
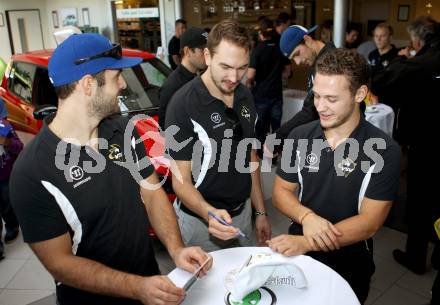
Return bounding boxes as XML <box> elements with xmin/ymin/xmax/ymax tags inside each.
<box><xmin>282</xmin><ymin>89</ymin><xmax>307</xmax><ymax>124</ymax></box>
<box><xmin>365</xmin><ymin>104</ymin><xmax>394</xmax><ymax>137</ymax></box>
<box><xmin>168</xmin><ymin>247</ymin><xmax>360</xmax><ymax>305</ymax></box>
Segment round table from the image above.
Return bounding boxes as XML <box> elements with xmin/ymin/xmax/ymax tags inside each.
<box><xmin>168</xmin><ymin>247</ymin><xmax>360</xmax><ymax>305</ymax></box>
<box><xmin>282</xmin><ymin>89</ymin><xmax>307</xmax><ymax>124</ymax></box>
<box><xmin>365</xmin><ymin>104</ymin><xmax>395</xmax><ymax>137</ymax></box>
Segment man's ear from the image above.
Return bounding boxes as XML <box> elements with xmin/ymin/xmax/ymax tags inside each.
<box><xmin>203</xmin><ymin>47</ymin><xmax>211</xmax><ymax>66</ymax></box>
<box><xmin>303</xmin><ymin>35</ymin><xmax>313</xmax><ymax>47</ymax></box>
<box><xmin>182</xmin><ymin>46</ymin><xmax>190</xmax><ymax>57</ymax></box>
<box><xmin>79</xmin><ymin>75</ymin><xmax>95</xmax><ymax>97</ymax></box>
<box><xmin>355</xmin><ymin>85</ymin><xmax>369</xmax><ymax>104</ymax></box>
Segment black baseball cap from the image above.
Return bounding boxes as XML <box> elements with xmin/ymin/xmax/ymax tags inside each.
<box><xmin>180</xmin><ymin>27</ymin><xmax>208</xmax><ymax>50</ymax></box>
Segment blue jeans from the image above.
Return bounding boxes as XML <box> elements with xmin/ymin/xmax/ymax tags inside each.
<box><xmin>254</xmin><ymin>97</ymin><xmax>283</xmax><ymax>148</ymax></box>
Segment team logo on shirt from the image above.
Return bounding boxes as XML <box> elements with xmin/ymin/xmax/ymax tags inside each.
<box><xmin>382</xmin><ymin>60</ymin><xmax>389</xmax><ymax>67</ymax></box>
<box><xmin>338</xmin><ymin>157</ymin><xmax>357</xmax><ymax>177</ymax></box>
<box><xmin>211</xmin><ymin>112</ymin><xmax>222</xmax><ymax>124</ymax></box>
<box><xmin>108</xmin><ymin>144</ymin><xmax>124</xmax><ymax>161</ymax></box>
<box><xmin>70</xmin><ymin>166</ymin><xmax>84</xmax><ymax>181</ymax></box>
<box><xmin>306</xmin><ymin>153</ymin><xmax>318</xmax><ymax>165</ymax></box>
<box><xmin>241</xmin><ymin>106</ymin><xmax>251</xmax><ymax>122</ymax></box>
<box><xmin>69</xmin><ymin>165</ymin><xmax>91</xmax><ymax>188</ymax></box>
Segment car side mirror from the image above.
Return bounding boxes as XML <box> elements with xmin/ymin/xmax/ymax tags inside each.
<box><xmin>33</xmin><ymin>104</ymin><xmax>57</xmax><ymax>120</ymax></box>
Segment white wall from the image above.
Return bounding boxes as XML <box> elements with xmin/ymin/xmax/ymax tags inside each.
<box><xmin>1</xmin><ymin>0</ymin><xmax>114</xmax><ymax>62</ymax></box>
<box><xmin>0</xmin><ymin>0</ymin><xmax>49</xmax><ymax>62</ymax></box>
<box><xmin>44</xmin><ymin>0</ymin><xmax>113</xmax><ymax>46</ymax></box>
<box><xmin>1</xmin><ymin>0</ymin><xmax>174</xmax><ymax>64</ymax></box>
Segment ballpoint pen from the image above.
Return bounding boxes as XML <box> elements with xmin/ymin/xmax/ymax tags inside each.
<box><xmin>183</xmin><ymin>256</ymin><xmax>212</xmax><ymax>291</ymax></box>
<box><xmin>208</xmin><ymin>210</ymin><xmax>250</xmax><ymax>240</ymax></box>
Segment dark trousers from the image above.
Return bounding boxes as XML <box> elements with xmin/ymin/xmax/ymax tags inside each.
<box><xmin>404</xmin><ymin>146</ymin><xmax>439</xmax><ymax>266</ymax></box>
<box><xmin>254</xmin><ymin>97</ymin><xmax>282</xmax><ymax>149</ymax></box>
<box><xmin>308</xmin><ymin>241</ymin><xmax>375</xmax><ymax>304</ymax></box>
<box><xmin>0</xmin><ymin>179</ymin><xmax>19</xmax><ymax>239</ymax></box>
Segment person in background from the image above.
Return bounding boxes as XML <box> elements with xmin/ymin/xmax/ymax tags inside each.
<box><xmin>272</xmin><ymin>24</ymin><xmax>335</xmax><ymax>153</ymax></box>
<box><xmin>270</xmin><ymin>48</ymin><xmax>401</xmax><ymax>304</ymax></box>
<box><xmin>275</xmin><ymin>12</ymin><xmax>291</xmax><ymax>36</ymax></box>
<box><xmin>166</xmin><ymin>19</ymin><xmax>271</xmax><ymax>252</ymax></box>
<box><xmin>371</xmin><ymin>15</ymin><xmax>440</xmax><ymax>276</ymax></box>
<box><xmin>319</xmin><ymin>20</ymin><xmax>333</xmax><ymax>43</ymax></box>
<box><xmin>345</xmin><ymin>22</ymin><xmax>361</xmax><ymax>49</ymax></box>
<box><xmin>0</xmin><ymin>99</ymin><xmax>23</xmax><ymax>260</ymax></box>
<box><xmin>159</xmin><ymin>27</ymin><xmax>208</xmax><ymax>130</ymax></box>
<box><xmin>368</xmin><ymin>23</ymin><xmax>398</xmax><ymax>76</ymax></box>
<box><xmin>357</xmin><ymin>27</ymin><xmax>376</xmax><ymax>61</ymax></box>
<box><xmin>250</xmin><ymin>15</ymin><xmax>268</xmax><ymax>49</ymax></box>
<box><xmin>9</xmin><ymin>33</ymin><xmax>211</xmax><ymax>304</ymax></box>
<box><xmin>168</xmin><ymin>19</ymin><xmax>187</xmax><ymax>70</ymax></box>
<box><xmin>247</xmin><ymin>18</ymin><xmax>291</xmax><ymax>157</ymax></box>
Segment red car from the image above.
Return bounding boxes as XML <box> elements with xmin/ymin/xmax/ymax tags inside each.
<box><xmin>0</xmin><ymin>48</ymin><xmax>175</xmax><ymax>236</ymax></box>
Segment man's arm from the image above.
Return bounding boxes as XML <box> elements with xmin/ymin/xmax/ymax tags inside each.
<box><xmin>140</xmin><ymin>172</ymin><xmax>184</xmax><ymax>256</ymax></box>
<box><xmin>172</xmin><ymin>160</ymin><xmax>240</xmax><ymax>240</ymax></box>
<box><xmin>30</xmin><ymin>233</ymin><xmax>185</xmax><ymax>304</ymax></box>
<box><xmin>271</xmin><ymin>175</ymin><xmax>392</xmax><ymax>254</ymax></box>
<box><xmin>300</xmin><ymin>197</ymin><xmax>392</xmax><ymax>251</ymax></box>
<box><xmin>250</xmin><ymin>150</ymin><xmax>271</xmax><ymax>245</ymax></box>
<box><xmin>140</xmin><ymin>172</ymin><xmax>212</xmax><ymax>273</ymax></box>
<box><xmin>331</xmin><ymin>197</ymin><xmax>392</xmax><ymax>246</ymax></box>
<box><xmin>272</xmin><ymin>175</ymin><xmax>341</xmax><ymax>251</ymax></box>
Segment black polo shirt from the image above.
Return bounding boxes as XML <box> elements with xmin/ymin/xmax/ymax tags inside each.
<box><xmin>165</xmin><ymin>76</ymin><xmax>257</xmax><ymax>212</ymax></box>
<box><xmin>158</xmin><ymin>64</ymin><xmax>196</xmax><ymax>129</ymax></box>
<box><xmin>10</xmin><ymin>116</ymin><xmax>158</xmax><ymax>305</ymax></box>
<box><xmin>168</xmin><ymin>36</ymin><xmax>180</xmax><ymax>70</ymax></box>
<box><xmin>276</xmin><ymin>117</ymin><xmax>401</xmax><ymax>235</ymax></box>
<box><xmin>249</xmin><ymin>38</ymin><xmax>291</xmax><ymax>100</ymax></box>
<box><xmin>368</xmin><ymin>45</ymin><xmax>398</xmax><ymax>76</ymax></box>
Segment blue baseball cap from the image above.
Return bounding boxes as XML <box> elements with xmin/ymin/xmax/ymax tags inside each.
<box><xmin>280</xmin><ymin>25</ymin><xmax>318</xmax><ymax>58</ymax></box>
<box><xmin>48</xmin><ymin>33</ymin><xmax>142</xmax><ymax>87</ymax></box>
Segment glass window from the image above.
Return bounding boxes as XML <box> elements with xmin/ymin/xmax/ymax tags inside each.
<box><xmin>120</xmin><ymin>67</ymin><xmax>153</xmax><ymax>112</ymax></box>
<box><xmin>8</xmin><ymin>62</ymin><xmax>36</xmax><ymax>104</ymax></box>
<box><xmin>140</xmin><ymin>58</ymin><xmax>169</xmax><ymax>87</ymax></box>
<box><xmin>119</xmin><ymin>58</ymin><xmax>170</xmax><ymax>113</ymax></box>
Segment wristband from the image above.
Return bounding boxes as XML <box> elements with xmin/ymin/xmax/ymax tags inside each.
<box><xmin>255</xmin><ymin>211</ymin><xmax>268</xmax><ymax>216</ymax></box>
<box><xmin>299</xmin><ymin>210</ymin><xmax>314</xmax><ymax>225</ymax></box>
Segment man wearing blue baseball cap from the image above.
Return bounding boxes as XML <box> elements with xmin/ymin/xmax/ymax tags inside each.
<box><xmin>267</xmin><ymin>24</ymin><xmax>335</xmax><ymax>154</ymax></box>
<box><xmin>9</xmin><ymin>33</ymin><xmax>211</xmax><ymax>305</ymax></box>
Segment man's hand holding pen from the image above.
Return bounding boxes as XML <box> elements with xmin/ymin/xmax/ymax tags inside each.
<box><xmin>207</xmin><ymin>209</ymin><xmax>249</xmax><ymax>241</ymax></box>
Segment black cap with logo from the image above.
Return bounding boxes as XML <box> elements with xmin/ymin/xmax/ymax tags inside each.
<box><xmin>180</xmin><ymin>27</ymin><xmax>208</xmax><ymax>50</ymax></box>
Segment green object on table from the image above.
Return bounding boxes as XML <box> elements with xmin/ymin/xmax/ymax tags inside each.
<box><xmin>231</xmin><ymin>290</ymin><xmax>261</xmax><ymax>305</ymax></box>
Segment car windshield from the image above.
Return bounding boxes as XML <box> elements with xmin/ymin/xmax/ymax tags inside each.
<box><xmin>118</xmin><ymin>58</ymin><xmax>170</xmax><ymax>114</ymax></box>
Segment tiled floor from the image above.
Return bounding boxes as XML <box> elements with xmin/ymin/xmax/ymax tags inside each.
<box><xmin>0</xmin><ymin>164</ymin><xmax>437</xmax><ymax>305</ymax></box>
